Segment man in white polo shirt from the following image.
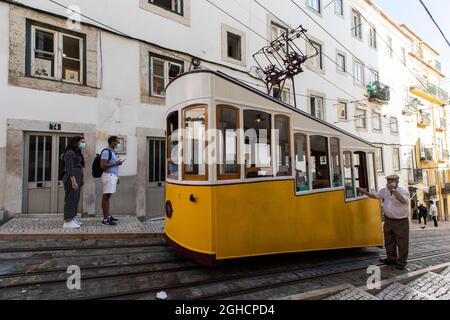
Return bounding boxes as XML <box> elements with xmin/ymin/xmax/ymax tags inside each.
<box><xmin>358</xmin><ymin>175</ymin><xmax>410</xmax><ymax>270</ymax></box>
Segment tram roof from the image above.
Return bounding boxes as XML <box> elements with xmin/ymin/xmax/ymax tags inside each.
<box><xmin>166</xmin><ymin>69</ymin><xmax>375</xmax><ymax>149</ymax></box>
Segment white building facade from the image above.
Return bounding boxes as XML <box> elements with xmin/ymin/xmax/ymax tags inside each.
<box><xmin>0</xmin><ymin>0</ymin><xmax>447</xmax><ymax>220</ymax></box>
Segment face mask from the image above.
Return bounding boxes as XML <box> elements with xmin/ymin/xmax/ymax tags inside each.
<box><xmin>115</xmin><ymin>144</ymin><xmax>122</xmax><ymax>149</ymax></box>
<box><xmin>79</xmin><ymin>143</ymin><xmax>86</xmax><ymax>150</ymax></box>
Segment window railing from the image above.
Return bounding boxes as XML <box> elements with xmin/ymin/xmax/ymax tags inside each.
<box><xmin>403</xmin><ymin>97</ymin><xmax>421</xmax><ymax>115</ymax></box>
<box><xmin>417</xmin><ymin>112</ymin><xmax>431</xmax><ymax>126</ymax></box>
<box><xmin>420</xmin><ymin>147</ymin><xmax>434</xmax><ymax>161</ymax></box>
<box><xmin>439</xmin><ymin>150</ymin><xmax>449</xmax><ymax>162</ymax></box>
<box><xmin>408</xmin><ymin>169</ymin><xmax>423</xmax><ymax>185</ymax></box>
<box><xmin>426</xmin><ymin>186</ymin><xmax>437</xmax><ymax>198</ymax></box>
<box><xmin>367</xmin><ymin>81</ymin><xmax>390</xmax><ymax>104</ymax></box>
<box><xmin>442</xmin><ymin>183</ymin><xmax>450</xmax><ymax>195</ymax></box>
<box><xmin>437</xmin><ymin>118</ymin><xmax>447</xmax><ymax>130</ymax></box>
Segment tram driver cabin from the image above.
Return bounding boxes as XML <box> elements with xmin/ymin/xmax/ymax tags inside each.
<box><xmin>164</xmin><ymin>70</ymin><xmax>383</xmax><ymax>265</ymax></box>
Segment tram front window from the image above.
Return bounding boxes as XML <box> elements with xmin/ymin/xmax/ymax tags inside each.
<box><xmin>310</xmin><ymin>135</ymin><xmax>331</xmax><ymax>190</ymax></box>
<box><xmin>330</xmin><ymin>138</ymin><xmax>343</xmax><ymax>187</ymax></box>
<box><xmin>183</xmin><ymin>106</ymin><xmax>207</xmax><ymax>180</ymax></box>
<box><xmin>167</xmin><ymin>111</ymin><xmax>179</xmax><ymax>179</ymax></box>
<box><xmin>217</xmin><ymin>106</ymin><xmax>239</xmax><ymax>179</ymax></box>
<box><xmin>294</xmin><ymin>133</ymin><xmax>309</xmax><ymax>192</ymax></box>
<box><xmin>275</xmin><ymin>115</ymin><xmax>291</xmax><ymax>176</ymax></box>
<box><xmin>244</xmin><ymin>110</ymin><xmax>272</xmax><ymax>178</ymax></box>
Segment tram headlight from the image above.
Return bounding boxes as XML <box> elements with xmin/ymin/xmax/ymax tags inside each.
<box><xmin>165</xmin><ymin>200</ymin><xmax>173</xmax><ymax>218</ymax></box>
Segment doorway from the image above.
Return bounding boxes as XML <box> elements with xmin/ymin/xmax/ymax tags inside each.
<box><xmin>146</xmin><ymin>137</ymin><xmax>166</xmax><ymax>219</ymax></box>
<box><xmin>23</xmin><ymin>133</ymin><xmax>83</xmax><ymax>213</ymax></box>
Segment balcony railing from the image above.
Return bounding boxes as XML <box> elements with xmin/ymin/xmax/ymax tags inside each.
<box><xmin>367</xmin><ymin>81</ymin><xmax>391</xmax><ymax>104</ymax></box>
<box><xmin>417</xmin><ymin>112</ymin><xmax>432</xmax><ymax>126</ymax></box>
<box><xmin>413</xmin><ymin>76</ymin><xmax>449</xmax><ymax>105</ymax></box>
<box><xmin>425</xmin><ymin>186</ymin><xmax>437</xmax><ymax>198</ymax></box>
<box><xmin>403</xmin><ymin>97</ymin><xmax>421</xmax><ymax>115</ymax></box>
<box><xmin>439</xmin><ymin>150</ymin><xmax>449</xmax><ymax>162</ymax></box>
<box><xmin>437</xmin><ymin>118</ymin><xmax>447</xmax><ymax>130</ymax></box>
<box><xmin>442</xmin><ymin>183</ymin><xmax>450</xmax><ymax>195</ymax></box>
<box><xmin>408</xmin><ymin>169</ymin><xmax>423</xmax><ymax>185</ymax></box>
<box><xmin>420</xmin><ymin>147</ymin><xmax>434</xmax><ymax>161</ymax></box>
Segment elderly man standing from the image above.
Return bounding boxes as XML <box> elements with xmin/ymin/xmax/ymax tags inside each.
<box><xmin>358</xmin><ymin>175</ymin><xmax>410</xmax><ymax>270</ymax></box>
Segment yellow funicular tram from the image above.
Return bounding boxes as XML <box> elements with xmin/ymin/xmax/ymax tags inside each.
<box><xmin>164</xmin><ymin>70</ymin><xmax>382</xmax><ymax>265</ymax></box>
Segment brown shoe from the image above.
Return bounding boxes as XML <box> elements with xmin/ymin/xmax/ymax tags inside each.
<box><xmin>379</xmin><ymin>258</ymin><xmax>396</xmax><ymax>265</ymax></box>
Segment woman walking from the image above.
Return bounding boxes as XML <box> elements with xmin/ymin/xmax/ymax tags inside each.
<box><xmin>62</xmin><ymin>136</ymin><xmax>86</xmax><ymax>229</ymax></box>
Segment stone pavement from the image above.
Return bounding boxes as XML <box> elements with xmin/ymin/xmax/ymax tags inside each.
<box><xmin>409</xmin><ymin>220</ymin><xmax>450</xmax><ymax>230</ymax></box>
<box><xmin>0</xmin><ymin>214</ymin><xmax>164</xmax><ymax>239</ymax></box>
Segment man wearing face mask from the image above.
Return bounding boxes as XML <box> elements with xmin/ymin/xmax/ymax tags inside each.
<box><xmin>357</xmin><ymin>175</ymin><xmax>410</xmax><ymax>270</ymax></box>
<box><xmin>100</xmin><ymin>136</ymin><xmax>125</xmax><ymax>226</ymax></box>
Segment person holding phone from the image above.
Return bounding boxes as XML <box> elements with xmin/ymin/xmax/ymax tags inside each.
<box><xmin>100</xmin><ymin>136</ymin><xmax>125</xmax><ymax>226</ymax></box>
<box><xmin>357</xmin><ymin>175</ymin><xmax>410</xmax><ymax>270</ymax></box>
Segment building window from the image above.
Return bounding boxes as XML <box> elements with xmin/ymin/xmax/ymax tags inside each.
<box><xmin>351</xmin><ymin>9</ymin><xmax>362</xmax><ymax>39</ymax></box>
<box><xmin>150</xmin><ymin>55</ymin><xmax>183</xmax><ymax>97</ymax></box>
<box><xmin>368</xmin><ymin>69</ymin><xmax>379</xmax><ymax>83</ymax></box>
<box><xmin>337</xmin><ymin>53</ymin><xmax>346</xmax><ymax>73</ymax></box>
<box><xmin>273</xmin><ymin>87</ymin><xmax>291</xmax><ymax>104</ymax></box>
<box><xmin>373</xmin><ymin>112</ymin><xmax>382</xmax><ymax>131</ymax></box>
<box><xmin>244</xmin><ymin>110</ymin><xmax>272</xmax><ymax>178</ymax></box>
<box><xmin>29</xmin><ymin>24</ymin><xmax>85</xmax><ymax>84</ymax></box>
<box><xmin>330</xmin><ymin>138</ymin><xmax>343</xmax><ymax>187</ymax></box>
<box><xmin>375</xmin><ymin>147</ymin><xmax>384</xmax><ymax>173</ymax></box>
<box><xmin>343</xmin><ymin>151</ymin><xmax>355</xmax><ymax>199</ymax></box>
<box><xmin>166</xmin><ymin>111</ymin><xmax>179</xmax><ymax>179</ymax></box>
<box><xmin>275</xmin><ymin>116</ymin><xmax>292</xmax><ymax>177</ymax></box>
<box><xmin>310</xmin><ymin>95</ymin><xmax>324</xmax><ymax>120</ymax></box>
<box><xmin>369</xmin><ymin>26</ymin><xmax>377</xmax><ymax>49</ymax></box>
<box><xmin>353</xmin><ymin>60</ymin><xmax>364</xmax><ymax>84</ymax></box>
<box><xmin>393</xmin><ymin>147</ymin><xmax>401</xmax><ymax>171</ymax></box>
<box><xmin>335</xmin><ymin>0</ymin><xmax>344</xmax><ymax>16</ymax></box>
<box><xmin>294</xmin><ymin>133</ymin><xmax>310</xmax><ymax>192</ymax></box>
<box><xmin>271</xmin><ymin>21</ymin><xmax>288</xmax><ymax>42</ymax></box>
<box><xmin>308</xmin><ymin>0</ymin><xmax>321</xmax><ymax>14</ymax></box>
<box><xmin>227</xmin><ymin>32</ymin><xmax>242</xmax><ymax>61</ymax></box>
<box><xmin>149</xmin><ymin>0</ymin><xmax>183</xmax><ymax>15</ymax></box>
<box><xmin>182</xmin><ymin>105</ymin><xmax>208</xmax><ymax>180</ymax></box>
<box><xmin>338</xmin><ymin>102</ymin><xmax>348</xmax><ymax>120</ymax></box>
<box><xmin>307</xmin><ymin>40</ymin><xmax>323</xmax><ymax>70</ymax></box>
<box><xmin>387</xmin><ymin>36</ymin><xmax>393</xmax><ymax>58</ymax></box>
<box><xmin>310</xmin><ymin>135</ymin><xmax>330</xmax><ymax>190</ymax></box>
<box><xmin>390</xmin><ymin>117</ymin><xmax>399</xmax><ymax>133</ymax></box>
<box><xmin>355</xmin><ymin>107</ymin><xmax>366</xmax><ymax>129</ymax></box>
<box><xmin>217</xmin><ymin>105</ymin><xmax>240</xmax><ymax>180</ymax></box>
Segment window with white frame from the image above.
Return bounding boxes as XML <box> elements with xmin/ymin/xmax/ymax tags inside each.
<box><xmin>387</xmin><ymin>36</ymin><xmax>393</xmax><ymax>58</ymax></box>
<box><xmin>150</xmin><ymin>55</ymin><xmax>183</xmax><ymax>97</ymax></box>
<box><xmin>375</xmin><ymin>146</ymin><xmax>384</xmax><ymax>173</ymax></box>
<box><xmin>355</xmin><ymin>107</ymin><xmax>366</xmax><ymax>129</ymax></box>
<box><xmin>273</xmin><ymin>87</ymin><xmax>291</xmax><ymax>104</ymax></box>
<box><xmin>30</xmin><ymin>24</ymin><xmax>85</xmax><ymax>84</ymax></box>
<box><xmin>393</xmin><ymin>147</ymin><xmax>401</xmax><ymax>171</ymax></box>
<box><xmin>351</xmin><ymin>9</ymin><xmax>362</xmax><ymax>39</ymax></box>
<box><xmin>227</xmin><ymin>32</ymin><xmax>242</xmax><ymax>61</ymax></box>
<box><xmin>336</xmin><ymin>53</ymin><xmax>346</xmax><ymax>72</ymax></box>
<box><xmin>369</xmin><ymin>69</ymin><xmax>379</xmax><ymax>83</ymax></box>
<box><xmin>373</xmin><ymin>112</ymin><xmax>382</xmax><ymax>131</ymax></box>
<box><xmin>310</xmin><ymin>95</ymin><xmax>324</xmax><ymax>120</ymax></box>
<box><xmin>270</xmin><ymin>21</ymin><xmax>288</xmax><ymax>42</ymax></box>
<box><xmin>308</xmin><ymin>0</ymin><xmax>321</xmax><ymax>14</ymax></box>
<box><xmin>307</xmin><ymin>40</ymin><xmax>323</xmax><ymax>70</ymax></box>
<box><xmin>149</xmin><ymin>0</ymin><xmax>183</xmax><ymax>15</ymax></box>
<box><xmin>369</xmin><ymin>26</ymin><xmax>377</xmax><ymax>49</ymax></box>
<box><xmin>338</xmin><ymin>101</ymin><xmax>348</xmax><ymax>120</ymax></box>
<box><xmin>353</xmin><ymin>60</ymin><xmax>364</xmax><ymax>84</ymax></box>
<box><xmin>390</xmin><ymin>117</ymin><xmax>399</xmax><ymax>133</ymax></box>
<box><xmin>335</xmin><ymin>0</ymin><xmax>343</xmax><ymax>16</ymax></box>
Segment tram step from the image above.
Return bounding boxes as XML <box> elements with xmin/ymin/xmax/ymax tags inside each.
<box><xmin>439</xmin><ymin>266</ymin><xmax>450</xmax><ymax>278</ymax></box>
<box><xmin>376</xmin><ymin>282</ymin><xmax>433</xmax><ymax>300</ymax></box>
<box><xmin>405</xmin><ymin>272</ymin><xmax>450</xmax><ymax>300</ymax></box>
<box><xmin>323</xmin><ymin>286</ymin><xmax>379</xmax><ymax>300</ymax></box>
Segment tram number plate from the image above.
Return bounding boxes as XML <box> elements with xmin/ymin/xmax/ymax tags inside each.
<box><xmin>49</xmin><ymin>123</ymin><xmax>62</xmax><ymax>131</ymax></box>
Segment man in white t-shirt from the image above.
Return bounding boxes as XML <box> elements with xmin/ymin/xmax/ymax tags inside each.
<box><xmin>429</xmin><ymin>201</ymin><xmax>439</xmax><ymax>228</ymax></box>
<box><xmin>358</xmin><ymin>174</ymin><xmax>410</xmax><ymax>270</ymax></box>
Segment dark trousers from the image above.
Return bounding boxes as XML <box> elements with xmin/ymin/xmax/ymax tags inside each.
<box><xmin>418</xmin><ymin>213</ymin><xmax>427</xmax><ymax>225</ymax></box>
<box><xmin>432</xmin><ymin>216</ymin><xmax>439</xmax><ymax>227</ymax></box>
<box><xmin>384</xmin><ymin>217</ymin><xmax>410</xmax><ymax>266</ymax></box>
<box><xmin>63</xmin><ymin>171</ymin><xmax>82</xmax><ymax>220</ymax></box>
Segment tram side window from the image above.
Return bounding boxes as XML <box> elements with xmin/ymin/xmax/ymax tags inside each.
<box><xmin>330</xmin><ymin>138</ymin><xmax>343</xmax><ymax>187</ymax></box>
<box><xmin>167</xmin><ymin>111</ymin><xmax>179</xmax><ymax>179</ymax></box>
<box><xmin>294</xmin><ymin>133</ymin><xmax>309</xmax><ymax>192</ymax></box>
<box><xmin>275</xmin><ymin>115</ymin><xmax>291</xmax><ymax>176</ymax></box>
<box><xmin>367</xmin><ymin>152</ymin><xmax>378</xmax><ymax>193</ymax></box>
<box><xmin>183</xmin><ymin>106</ymin><xmax>208</xmax><ymax>180</ymax></box>
<box><xmin>354</xmin><ymin>152</ymin><xmax>369</xmax><ymax>197</ymax></box>
<box><xmin>310</xmin><ymin>135</ymin><xmax>331</xmax><ymax>190</ymax></box>
<box><xmin>217</xmin><ymin>106</ymin><xmax>239</xmax><ymax>180</ymax></box>
<box><xmin>344</xmin><ymin>151</ymin><xmax>355</xmax><ymax>199</ymax></box>
<box><xmin>244</xmin><ymin>110</ymin><xmax>273</xmax><ymax>178</ymax></box>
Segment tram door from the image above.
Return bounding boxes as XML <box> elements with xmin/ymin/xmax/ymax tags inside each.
<box><xmin>24</xmin><ymin>133</ymin><xmax>83</xmax><ymax>214</ymax></box>
<box><xmin>146</xmin><ymin>138</ymin><xmax>166</xmax><ymax>219</ymax></box>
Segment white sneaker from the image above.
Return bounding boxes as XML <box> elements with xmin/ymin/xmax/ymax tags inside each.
<box><xmin>73</xmin><ymin>217</ymin><xmax>83</xmax><ymax>226</ymax></box>
<box><xmin>63</xmin><ymin>220</ymin><xmax>81</xmax><ymax>229</ymax></box>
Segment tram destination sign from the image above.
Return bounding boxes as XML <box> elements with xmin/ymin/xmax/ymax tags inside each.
<box><xmin>49</xmin><ymin>123</ymin><xmax>62</xmax><ymax>131</ymax></box>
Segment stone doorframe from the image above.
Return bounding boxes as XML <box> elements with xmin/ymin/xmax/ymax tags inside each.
<box><xmin>136</xmin><ymin>127</ymin><xmax>166</xmax><ymax>219</ymax></box>
<box><xmin>5</xmin><ymin>119</ymin><xmax>96</xmax><ymax>216</ymax></box>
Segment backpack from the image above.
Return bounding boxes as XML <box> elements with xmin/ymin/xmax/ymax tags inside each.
<box><xmin>92</xmin><ymin>148</ymin><xmax>112</xmax><ymax>178</ymax></box>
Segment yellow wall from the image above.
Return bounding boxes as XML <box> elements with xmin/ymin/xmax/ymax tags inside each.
<box><xmin>165</xmin><ymin>180</ymin><xmax>383</xmax><ymax>260</ymax></box>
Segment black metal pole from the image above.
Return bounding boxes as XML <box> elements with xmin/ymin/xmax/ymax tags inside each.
<box><xmin>292</xmin><ymin>77</ymin><xmax>297</xmax><ymax>109</ymax></box>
